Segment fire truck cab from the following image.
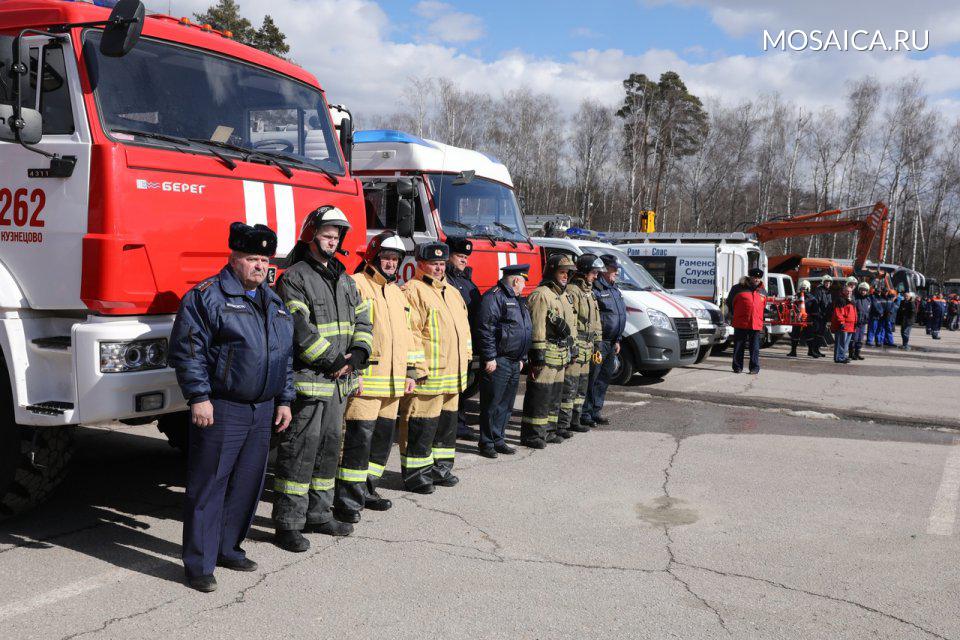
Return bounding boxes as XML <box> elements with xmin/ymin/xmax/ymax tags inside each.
<box><xmin>350</xmin><ymin>130</ymin><xmax>542</xmax><ymax>293</ymax></box>
<box><xmin>0</xmin><ymin>0</ymin><xmax>365</xmax><ymax>516</ymax></box>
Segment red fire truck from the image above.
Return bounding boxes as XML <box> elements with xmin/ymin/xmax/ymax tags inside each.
<box><xmin>350</xmin><ymin>130</ymin><xmax>543</xmax><ymax>294</ymax></box>
<box><xmin>0</xmin><ymin>0</ymin><xmax>367</xmax><ymax>516</ymax></box>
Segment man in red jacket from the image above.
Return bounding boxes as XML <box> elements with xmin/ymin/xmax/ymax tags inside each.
<box><xmin>831</xmin><ymin>283</ymin><xmax>858</xmax><ymax>363</ymax></box>
<box><xmin>726</xmin><ymin>268</ymin><xmax>767</xmax><ymax>374</ymax></box>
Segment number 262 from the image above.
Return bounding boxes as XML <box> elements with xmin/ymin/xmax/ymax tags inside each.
<box><xmin>0</xmin><ymin>188</ymin><xmax>45</xmax><ymax>228</ymax></box>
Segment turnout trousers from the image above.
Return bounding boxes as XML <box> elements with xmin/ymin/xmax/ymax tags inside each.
<box><xmin>558</xmin><ymin>350</ymin><xmax>590</xmax><ymax>431</ymax></box>
<box><xmin>183</xmin><ymin>398</ymin><xmax>273</xmax><ymax>579</ymax></box>
<box><xmin>398</xmin><ymin>393</ymin><xmax>458</xmax><ymax>490</ymax></box>
<box><xmin>334</xmin><ymin>396</ymin><xmax>401</xmax><ymax>513</ymax></box>
<box><xmin>520</xmin><ymin>364</ymin><xmax>565</xmax><ymax>445</ymax></box>
<box><xmin>583</xmin><ymin>340</ymin><xmax>615</xmax><ymax>423</ymax></box>
<box><xmin>478</xmin><ymin>357</ymin><xmax>522</xmax><ymax>450</ymax></box>
<box><xmin>272</xmin><ymin>392</ymin><xmax>347</xmax><ymax>531</ymax></box>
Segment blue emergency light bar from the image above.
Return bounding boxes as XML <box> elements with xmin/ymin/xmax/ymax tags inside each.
<box><xmin>62</xmin><ymin>0</ymin><xmax>120</xmax><ymax>7</ymax></box>
<box><xmin>353</xmin><ymin>129</ymin><xmax>436</xmax><ymax>149</ymax></box>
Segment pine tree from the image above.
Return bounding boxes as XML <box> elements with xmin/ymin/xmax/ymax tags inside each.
<box><xmin>253</xmin><ymin>15</ymin><xmax>290</xmax><ymax>58</ymax></box>
<box><xmin>194</xmin><ymin>1</ymin><xmax>289</xmax><ymax>59</ymax></box>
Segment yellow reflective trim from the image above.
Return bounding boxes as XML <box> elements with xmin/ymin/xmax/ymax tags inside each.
<box><xmin>286</xmin><ymin>299</ymin><xmax>310</xmax><ymax>315</ymax></box>
<box><xmin>295</xmin><ymin>381</ymin><xmax>336</xmax><ymax>397</ymax></box>
<box><xmin>302</xmin><ymin>335</ymin><xmax>331</xmax><ymax>362</ymax></box>
<box><xmin>400</xmin><ymin>454</ymin><xmax>434</xmax><ymax>468</ymax></box>
<box><xmin>431</xmin><ymin>447</ymin><xmax>455</xmax><ymax>459</ymax></box>
<box><xmin>367</xmin><ymin>462</ymin><xmax>386</xmax><ymax>478</ymax></box>
<box><xmin>428</xmin><ymin>309</ymin><xmax>440</xmax><ymax>372</ymax></box>
<box><xmin>522</xmin><ymin>416</ymin><xmax>550</xmax><ymax>426</ymax></box>
<box><xmin>274</xmin><ymin>477</ymin><xmax>309</xmax><ymax>495</ymax></box>
<box><xmin>311</xmin><ymin>477</ymin><xmax>335</xmax><ymax>491</ymax></box>
<box><xmin>337</xmin><ymin>467</ymin><xmax>368</xmax><ymax>482</ymax></box>
<box><xmin>354</xmin><ymin>331</ymin><xmax>373</xmax><ymax>347</ymax></box>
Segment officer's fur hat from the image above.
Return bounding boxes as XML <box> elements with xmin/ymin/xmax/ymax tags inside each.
<box><xmin>416</xmin><ymin>242</ymin><xmax>449</xmax><ymax>262</ymax></box>
<box><xmin>229</xmin><ymin>222</ymin><xmax>277</xmax><ymax>257</ymax></box>
<box><xmin>446</xmin><ymin>236</ymin><xmax>473</xmax><ymax>256</ymax></box>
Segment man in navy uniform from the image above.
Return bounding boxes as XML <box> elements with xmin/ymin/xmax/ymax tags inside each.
<box><xmin>169</xmin><ymin>222</ymin><xmax>295</xmax><ymax>593</ymax></box>
<box><xmin>582</xmin><ymin>254</ymin><xmax>626</xmax><ymax>427</ymax></box>
<box><xmin>474</xmin><ymin>264</ymin><xmax>532</xmax><ymax>458</ymax></box>
<box><xmin>444</xmin><ymin>237</ymin><xmax>481</xmax><ymax>441</ymax></box>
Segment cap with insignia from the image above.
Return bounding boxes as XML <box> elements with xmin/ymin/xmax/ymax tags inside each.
<box><xmin>501</xmin><ymin>263</ymin><xmax>530</xmax><ymax>280</ymax></box>
<box><xmin>599</xmin><ymin>254</ymin><xmax>619</xmax><ymax>269</ymax></box>
<box><xmin>748</xmin><ymin>267</ymin><xmax>763</xmax><ymax>278</ymax></box>
<box><xmin>228</xmin><ymin>222</ymin><xmax>277</xmax><ymax>257</ymax></box>
<box><xmin>415</xmin><ymin>241</ymin><xmax>449</xmax><ymax>262</ymax></box>
<box><xmin>446</xmin><ymin>236</ymin><xmax>473</xmax><ymax>256</ymax></box>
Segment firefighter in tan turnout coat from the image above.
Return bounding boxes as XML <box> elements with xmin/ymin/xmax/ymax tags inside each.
<box><xmin>558</xmin><ymin>254</ymin><xmax>604</xmax><ymax>435</ymax></box>
<box><xmin>398</xmin><ymin>241</ymin><xmax>472</xmax><ymax>493</ymax></box>
<box><xmin>332</xmin><ymin>232</ymin><xmax>424</xmax><ymax>522</ymax></box>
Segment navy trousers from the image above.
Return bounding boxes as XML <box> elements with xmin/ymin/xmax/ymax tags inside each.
<box><xmin>732</xmin><ymin>328</ymin><xmax>761</xmax><ymax>373</ymax></box>
<box><xmin>583</xmin><ymin>340</ymin><xmax>616</xmax><ymax>423</ymax></box>
<box><xmin>478</xmin><ymin>357</ymin><xmax>521</xmax><ymax>450</ymax></box>
<box><xmin>183</xmin><ymin>399</ymin><xmax>273</xmax><ymax>578</ymax></box>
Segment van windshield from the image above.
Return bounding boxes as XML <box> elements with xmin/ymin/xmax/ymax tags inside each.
<box><xmin>85</xmin><ymin>31</ymin><xmax>344</xmax><ymax>175</ymax></box>
<box><xmin>596</xmin><ymin>247</ymin><xmax>664</xmax><ymax>292</ymax></box>
<box><xmin>426</xmin><ymin>174</ymin><xmax>528</xmax><ymax>242</ymax></box>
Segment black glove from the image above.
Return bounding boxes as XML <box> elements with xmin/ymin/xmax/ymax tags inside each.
<box><xmin>547</xmin><ymin>313</ymin><xmax>571</xmax><ymax>341</ymax></box>
<box><xmin>321</xmin><ymin>353</ymin><xmax>348</xmax><ymax>375</ymax></box>
<box><xmin>347</xmin><ymin>347</ymin><xmax>369</xmax><ymax>371</ymax></box>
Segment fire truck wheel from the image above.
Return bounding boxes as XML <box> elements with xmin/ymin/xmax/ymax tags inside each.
<box><xmin>0</xmin><ymin>424</ymin><xmax>76</xmax><ymax>521</ymax></box>
<box><xmin>156</xmin><ymin>412</ymin><xmax>190</xmax><ymax>453</ymax></box>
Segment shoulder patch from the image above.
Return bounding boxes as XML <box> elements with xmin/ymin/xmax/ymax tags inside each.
<box><xmin>195</xmin><ymin>277</ymin><xmax>216</xmax><ymax>292</ymax></box>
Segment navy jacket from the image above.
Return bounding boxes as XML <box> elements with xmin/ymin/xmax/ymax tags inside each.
<box><xmin>853</xmin><ymin>292</ymin><xmax>872</xmax><ymax>327</ymax></box>
<box><xmin>169</xmin><ymin>265</ymin><xmax>295</xmax><ymax>406</ymax></box>
<box><xmin>593</xmin><ymin>277</ymin><xmax>627</xmax><ymax>343</ymax></box>
<box><xmin>475</xmin><ymin>279</ymin><xmax>532</xmax><ymax>362</ymax></box>
<box><xmin>868</xmin><ymin>295</ymin><xmax>884</xmax><ymax>319</ymax></box>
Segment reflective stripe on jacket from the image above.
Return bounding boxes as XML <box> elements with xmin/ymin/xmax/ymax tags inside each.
<box><xmin>353</xmin><ymin>265</ymin><xmax>424</xmax><ymax>397</ymax></box>
<box><xmin>527</xmin><ymin>280</ymin><xmax>575</xmax><ymax>368</ymax></box>
<box><xmin>278</xmin><ymin>254</ymin><xmax>372</xmax><ymax>399</ymax></box>
<box><xmin>403</xmin><ymin>270</ymin><xmax>472</xmax><ymax>395</ymax></box>
<box><xmin>568</xmin><ymin>275</ymin><xmax>602</xmax><ymax>352</ymax></box>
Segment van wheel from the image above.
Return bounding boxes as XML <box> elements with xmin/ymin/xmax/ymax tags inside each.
<box><xmin>639</xmin><ymin>368</ymin><xmax>671</xmax><ymax>379</ymax></box>
<box><xmin>157</xmin><ymin>412</ymin><xmax>190</xmax><ymax>453</ymax></box>
<box><xmin>0</xmin><ymin>360</ymin><xmax>75</xmax><ymax>520</ymax></box>
<box><xmin>610</xmin><ymin>351</ymin><xmax>634</xmax><ymax>385</ymax></box>
<box><xmin>695</xmin><ymin>346</ymin><xmax>710</xmax><ymax>364</ymax></box>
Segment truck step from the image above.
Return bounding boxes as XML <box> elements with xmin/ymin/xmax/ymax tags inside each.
<box><xmin>32</xmin><ymin>337</ymin><xmax>72</xmax><ymax>351</ymax></box>
<box><xmin>25</xmin><ymin>401</ymin><xmax>74</xmax><ymax>416</ymax></box>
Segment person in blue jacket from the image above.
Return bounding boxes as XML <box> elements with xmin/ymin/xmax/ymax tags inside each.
<box><xmin>882</xmin><ymin>291</ymin><xmax>901</xmax><ymax>346</ymax></box>
<box><xmin>582</xmin><ymin>254</ymin><xmax>627</xmax><ymax>427</ymax></box>
<box><xmin>850</xmin><ymin>282</ymin><xmax>872</xmax><ymax>360</ymax></box>
<box><xmin>474</xmin><ymin>264</ymin><xmax>532</xmax><ymax>458</ymax></box>
<box><xmin>168</xmin><ymin>222</ymin><xmax>294</xmax><ymax>593</ymax></box>
<box><xmin>865</xmin><ymin>287</ymin><xmax>884</xmax><ymax>346</ymax></box>
<box><xmin>927</xmin><ymin>295</ymin><xmax>947</xmax><ymax>339</ymax></box>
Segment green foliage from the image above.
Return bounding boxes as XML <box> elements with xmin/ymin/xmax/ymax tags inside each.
<box><xmin>194</xmin><ymin>1</ymin><xmax>290</xmax><ymax>58</ymax></box>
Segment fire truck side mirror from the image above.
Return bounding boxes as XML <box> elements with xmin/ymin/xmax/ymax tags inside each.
<box><xmin>397</xmin><ymin>199</ymin><xmax>414</xmax><ymax>238</ymax></box>
<box><xmin>337</xmin><ymin>115</ymin><xmax>353</xmax><ymax>167</ymax></box>
<box><xmin>0</xmin><ymin>104</ymin><xmax>42</xmax><ymax>145</ymax></box>
<box><xmin>396</xmin><ymin>178</ymin><xmax>415</xmax><ymax>199</ymax></box>
<box><xmin>100</xmin><ymin>0</ymin><xmax>145</xmax><ymax>58</ymax></box>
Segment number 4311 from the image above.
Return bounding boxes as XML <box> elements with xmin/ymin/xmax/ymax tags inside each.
<box><xmin>0</xmin><ymin>188</ymin><xmax>45</xmax><ymax>227</ymax></box>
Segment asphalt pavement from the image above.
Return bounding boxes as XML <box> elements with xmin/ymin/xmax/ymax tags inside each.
<box><xmin>1</xmin><ymin>329</ymin><xmax>959</xmax><ymax>639</ymax></box>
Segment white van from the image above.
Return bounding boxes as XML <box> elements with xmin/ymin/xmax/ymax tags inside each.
<box><xmin>532</xmin><ymin>237</ymin><xmax>704</xmax><ymax>381</ymax></box>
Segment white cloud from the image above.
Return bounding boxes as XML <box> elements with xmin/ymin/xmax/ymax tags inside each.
<box><xmin>413</xmin><ymin>0</ymin><xmax>485</xmax><ymax>43</ymax></box>
<box><xmin>157</xmin><ymin>0</ymin><xmax>960</xmax><ymax>124</ymax></box>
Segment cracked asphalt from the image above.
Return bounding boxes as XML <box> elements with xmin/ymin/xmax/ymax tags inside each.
<box><xmin>2</xmin><ymin>329</ymin><xmax>960</xmax><ymax>639</ymax></box>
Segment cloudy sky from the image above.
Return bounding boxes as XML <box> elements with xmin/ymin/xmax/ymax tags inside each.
<box><xmin>157</xmin><ymin>0</ymin><xmax>960</xmax><ymax>120</ymax></box>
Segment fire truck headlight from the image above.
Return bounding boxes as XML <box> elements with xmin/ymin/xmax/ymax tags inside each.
<box><xmin>100</xmin><ymin>339</ymin><xmax>169</xmax><ymax>373</ymax></box>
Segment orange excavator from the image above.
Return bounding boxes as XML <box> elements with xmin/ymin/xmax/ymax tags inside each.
<box><xmin>748</xmin><ymin>202</ymin><xmax>891</xmax><ymax>282</ymax></box>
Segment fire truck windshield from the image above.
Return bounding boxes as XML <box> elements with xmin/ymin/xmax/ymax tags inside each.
<box><xmin>426</xmin><ymin>173</ymin><xmax>528</xmax><ymax>242</ymax></box>
<box><xmin>85</xmin><ymin>32</ymin><xmax>344</xmax><ymax>175</ymax></box>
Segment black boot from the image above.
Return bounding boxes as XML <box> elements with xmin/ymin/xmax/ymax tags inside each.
<box><xmin>787</xmin><ymin>342</ymin><xmax>798</xmax><ymax>357</ymax></box>
<box><xmin>275</xmin><ymin>529</ymin><xmax>310</xmax><ymax>552</ymax></box>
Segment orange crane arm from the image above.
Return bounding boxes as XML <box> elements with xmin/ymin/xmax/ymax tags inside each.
<box><xmin>747</xmin><ymin>202</ymin><xmax>890</xmax><ymax>272</ymax></box>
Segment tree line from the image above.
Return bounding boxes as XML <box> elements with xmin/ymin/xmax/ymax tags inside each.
<box><xmin>372</xmin><ymin>74</ymin><xmax>960</xmax><ymax>282</ymax></box>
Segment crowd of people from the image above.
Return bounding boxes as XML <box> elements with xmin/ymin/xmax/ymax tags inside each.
<box><xmin>726</xmin><ymin>272</ymin><xmax>957</xmax><ymax>374</ymax></box>
<box><xmin>166</xmin><ymin>210</ymin><xmax>627</xmax><ymax>593</ymax></box>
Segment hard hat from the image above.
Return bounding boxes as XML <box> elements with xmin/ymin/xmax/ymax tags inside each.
<box><xmin>857</xmin><ymin>282</ymin><xmax>869</xmax><ymax>290</ymax></box>
<box><xmin>799</xmin><ymin>280</ymin><xmax>811</xmax><ymax>291</ymax></box>
<box><xmin>364</xmin><ymin>230</ymin><xmax>406</xmax><ymax>263</ymax></box>
<box><xmin>822</xmin><ymin>275</ymin><xmax>833</xmax><ymax>283</ymax></box>
<box><xmin>575</xmin><ymin>253</ymin><xmax>604</xmax><ymax>273</ymax></box>
<box><xmin>545</xmin><ymin>254</ymin><xmax>577</xmax><ymax>273</ymax></box>
<box><xmin>845</xmin><ymin>276</ymin><xmax>858</xmax><ymax>285</ymax></box>
<box><xmin>299</xmin><ymin>205</ymin><xmax>350</xmax><ymax>243</ymax></box>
